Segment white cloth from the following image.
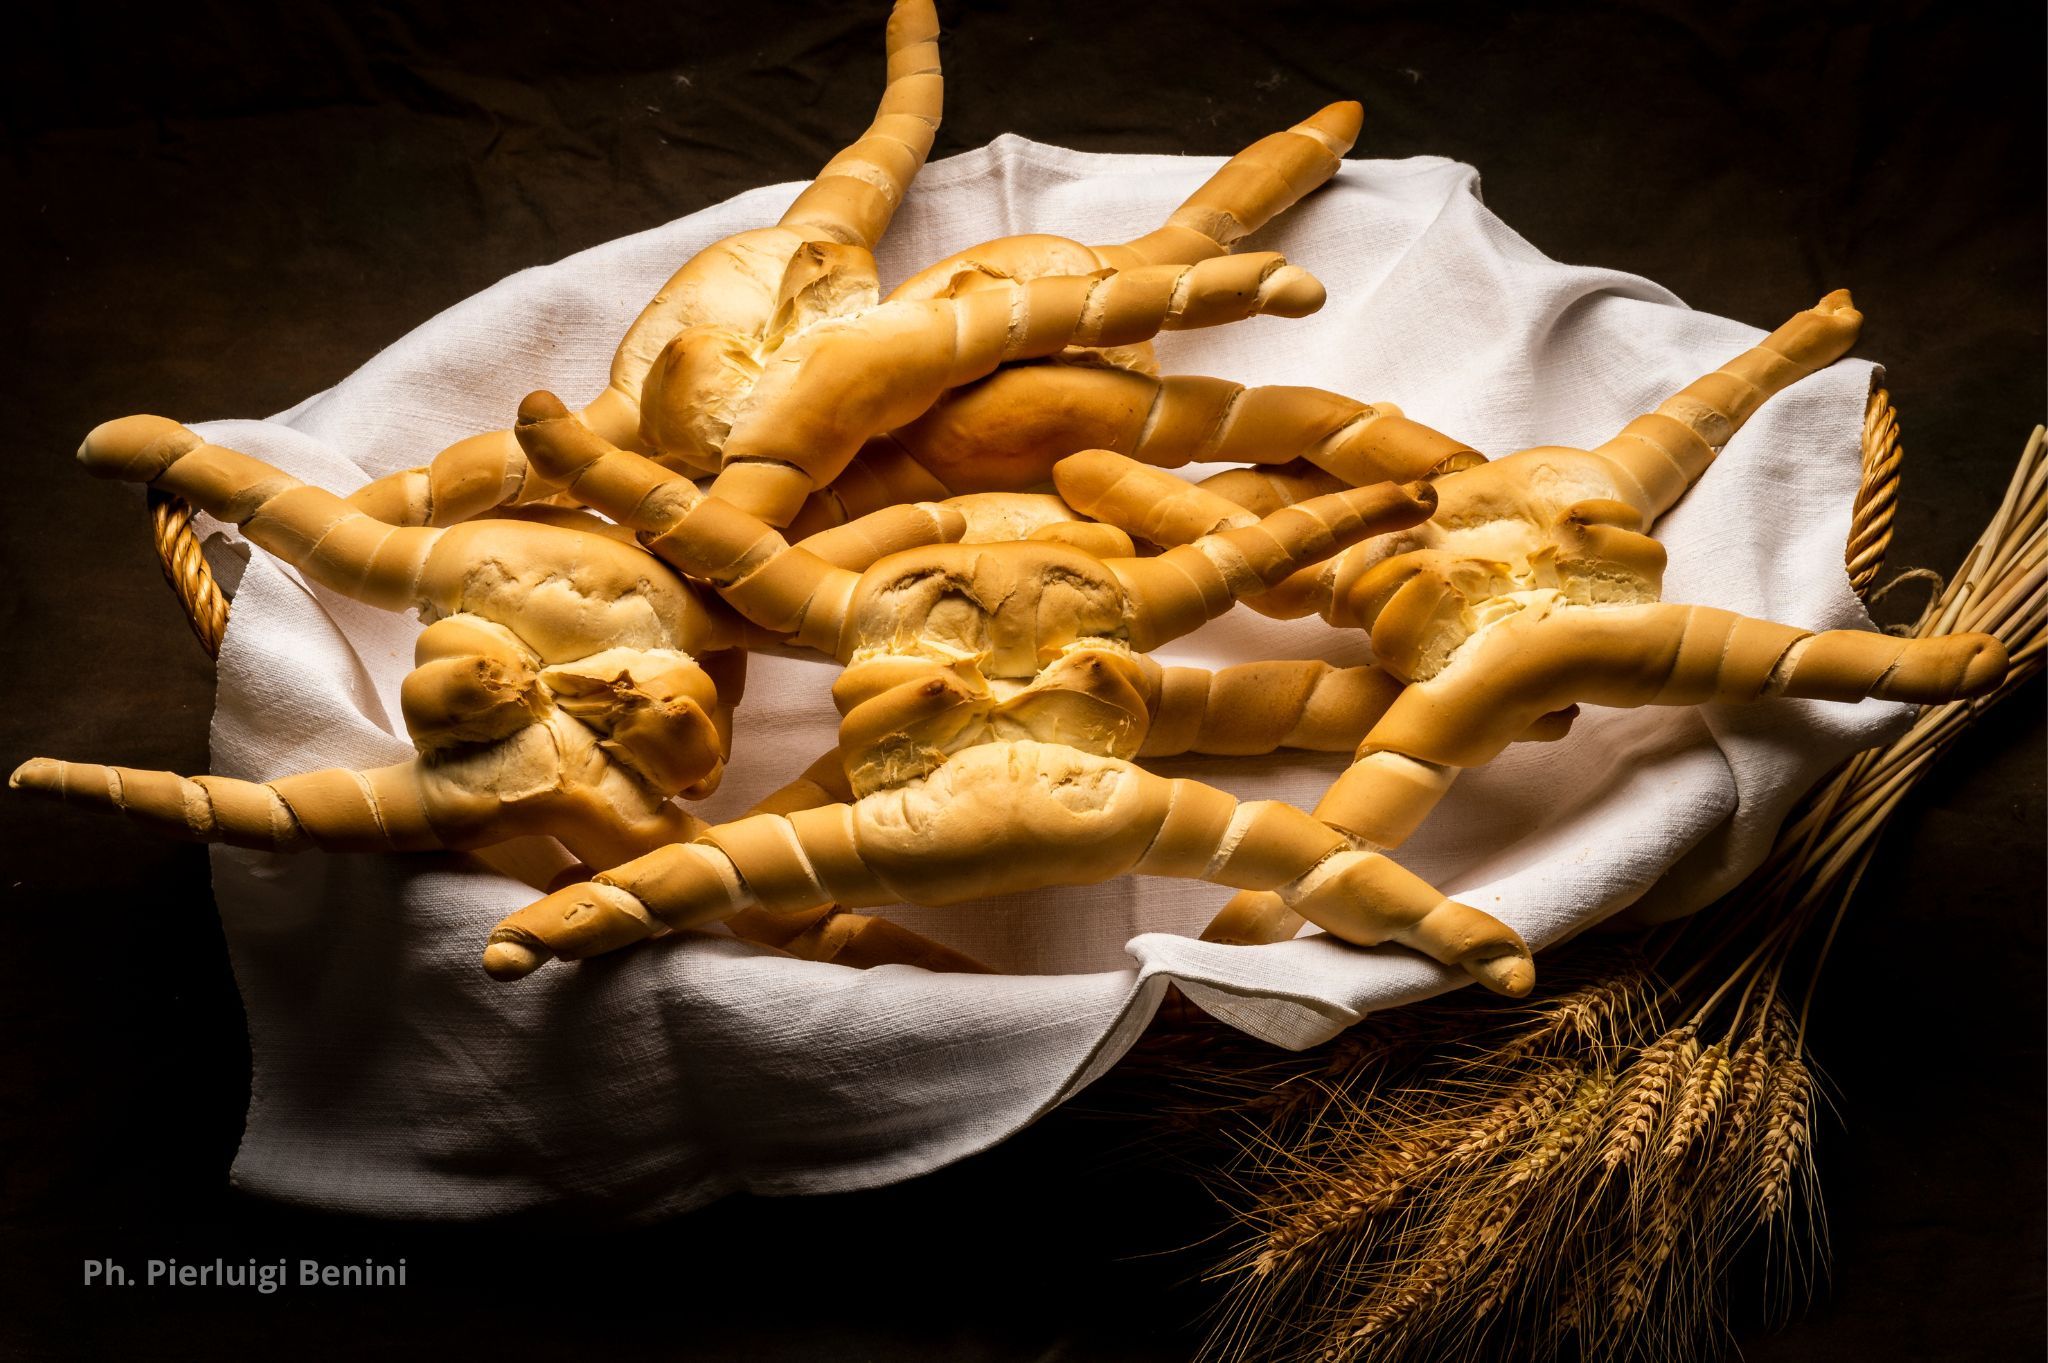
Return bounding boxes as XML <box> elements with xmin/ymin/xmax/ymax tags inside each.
<box><xmin>191</xmin><ymin>137</ymin><xmax>1904</xmax><ymax>1219</ymax></box>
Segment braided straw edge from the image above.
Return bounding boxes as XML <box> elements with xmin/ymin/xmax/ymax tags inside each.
<box><xmin>144</xmin><ymin>391</ymin><xmax>1909</xmax><ymax>659</ymax></box>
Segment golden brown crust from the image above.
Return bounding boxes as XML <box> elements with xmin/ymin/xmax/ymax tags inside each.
<box><xmin>702</xmin><ymin>253</ymin><xmax>1326</xmax><ymax>525</ymax></box>
<box><xmin>344</xmin><ymin>1</ymin><xmax>944</xmax><ymax>527</ymax></box>
<box><xmin>475</xmin><ymin>411</ymin><xmax>1528</xmax><ymax>992</ymax></box>
<box><xmin>42</xmin><ymin>416</ymin><xmax>745</xmax><ymax>864</ymax></box>
<box><xmin>487</xmin><ymin>741</ymin><xmax>1532</xmax><ymax>993</ymax></box>
<box><xmin>1200</xmin><ymin>293</ymin><xmax>2009</xmax><ymax>949</ymax></box>
<box><xmin>1109</xmin><ymin>101</ymin><xmax>1365</xmax><ymax>267</ymax></box>
<box><xmin>1139</xmin><ymin>660</ymin><xmax>1406</xmax><ymax>757</ymax></box>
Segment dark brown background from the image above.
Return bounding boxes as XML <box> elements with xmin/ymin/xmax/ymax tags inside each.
<box><xmin>3</xmin><ymin>1</ymin><xmax>2041</xmax><ymax>1359</ymax></box>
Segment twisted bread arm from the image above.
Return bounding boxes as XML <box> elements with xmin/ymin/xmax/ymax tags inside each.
<box><xmin>1056</xmin><ymin>447</ymin><xmax>1258</xmax><ymax>543</ymax></box>
<box><xmin>783</xmin><ymin>437</ymin><xmax>954</xmax><ymax>538</ymax></box>
<box><xmin>1139</xmin><ymin>660</ymin><xmax>1405</xmax><ymax>757</ymax></box>
<box><xmin>514</xmin><ymin>394</ymin><xmax>865</xmax><ymax>653</ymax></box>
<box><xmin>12</xmin><ymin>740</ymin><xmax>707</xmax><ymax>869</ymax></box>
<box><xmin>344</xmin><ymin>0</ymin><xmax>943</xmax><ymax>526</ymax></box>
<box><xmin>82</xmin><ymin>416</ymin><xmax>439</xmax><ymax>611</ymax></box>
<box><xmin>1359</xmin><ymin>603</ymin><xmax>2009</xmax><ymax>774</ymax></box>
<box><xmin>10</xmin><ymin>758</ymin><xmax>450</xmax><ymax>854</ymax></box>
<box><xmin>758</xmin><ymin>103</ymin><xmax>1418</xmax><ymax>530</ymax></box>
<box><xmin>793</xmin><ymin>499</ymin><xmax>971</xmax><ymax>569</ymax></box>
<box><xmin>718</xmin><ymin>751</ymin><xmax>990</xmax><ymax>973</ymax></box>
<box><xmin>706</xmin><ymin>252</ymin><xmax>1327</xmax><ymax>524</ymax></box>
<box><xmin>770</xmin><ymin>292</ymin><xmax>1859</xmax><ymax>540</ymax></box>
<box><xmin>342</xmin><ymin>393</ymin><xmax>643</xmax><ymax>529</ymax></box>
<box><xmin>785</xmin><ymin>370</ymin><xmax>1478</xmax><ymax>531</ymax></box>
<box><xmin>762</xmin><ymin>103</ymin><xmax>1419</xmax><ymax>528</ymax></box>
<box><xmin>1097</xmin><ymin>472</ymin><xmax>1437</xmax><ymax>650</ymax></box>
<box><xmin>1593</xmin><ymin>290</ymin><xmax>1864</xmax><ymax>523</ymax></box>
<box><xmin>887</xmin><ymin>101</ymin><xmax>1363</xmax><ymax>302</ymax></box>
<box><xmin>774</xmin><ymin>0</ymin><xmax>942</xmax><ymax>249</ymax></box>
<box><xmin>1107</xmin><ymin>100</ymin><xmax>1365</xmax><ymax>267</ymax></box>
<box><xmin>1057</xmin><ymin>447</ymin><xmax>1468</xmax><ymax>626</ymax></box>
<box><xmin>482</xmin><ymin>741</ymin><xmax>1532</xmax><ymax>994</ymax></box>
<box><xmin>1203</xmin><ymin>603</ymin><xmax>2010</xmax><ymax>945</ymax></box>
<box><xmin>79</xmin><ymin>414</ymin><xmax>737</xmax><ymax>660</ymax></box>
<box><xmin>516</xmin><ymin>396</ymin><xmax>1420</xmax><ymax>660</ymax></box>
<box><xmin>15</xmin><ymin>605</ymin><xmax>716</xmax><ymax>869</ymax></box>
<box><xmin>796</xmin><ymin>448</ymin><xmax>1335</xmax><ymax>560</ymax></box>
<box><xmin>26</xmin><ymin>419</ymin><xmax>743</xmax><ymax>862</ymax></box>
<box><xmin>726</xmin><ymin>898</ymin><xmax>989</xmax><ymax>973</ymax></box>
<box><xmin>1076</xmin><ymin>294</ymin><xmax>1873</xmax><ymax>624</ymax></box>
<box><xmin>1196</xmin><ymin>460</ymin><xmax>1347</xmax><ymax>515</ymax></box>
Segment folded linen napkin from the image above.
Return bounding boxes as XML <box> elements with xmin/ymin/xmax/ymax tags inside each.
<box><xmin>185</xmin><ymin>136</ymin><xmax>1902</xmax><ymax>1217</ymax></box>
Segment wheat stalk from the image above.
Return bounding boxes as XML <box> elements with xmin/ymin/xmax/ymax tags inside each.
<box><xmin>1598</xmin><ymin>1023</ymin><xmax>1695</xmax><ymax>1184</ymax></box>
<box><xmin>1754</xmin><ymin>1034</ymin><xmax>1815</xmax><ymax>1224</ymax></box>
<box><xmin>1659</xmin><ymin>1040</ymin><xmax>1731</xmax><ymax>1163</ymax></box>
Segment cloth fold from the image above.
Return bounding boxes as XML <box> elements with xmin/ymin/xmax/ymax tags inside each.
<box><xmin>192</xmin><ymin>136</ymin><xmax>1905</xmax><ymax>1218</ymax></box>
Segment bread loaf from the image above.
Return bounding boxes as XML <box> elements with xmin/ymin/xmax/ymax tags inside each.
<box><xmin>482</xmin><ymin>402</ymin><xmax>1533</xmax><ymax>992</ymax></box>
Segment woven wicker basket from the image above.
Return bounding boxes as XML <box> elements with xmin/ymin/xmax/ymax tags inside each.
<box><xmin>143</xmin><ymin>389</ymin><xmax>1906</xmax><ymax>657</ymax></box>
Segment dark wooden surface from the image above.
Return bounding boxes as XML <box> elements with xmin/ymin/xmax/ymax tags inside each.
<box><xmin>3</xmin><ymin>2</ymin><xmax>2041</xmax><ymax>1358</ymax></box>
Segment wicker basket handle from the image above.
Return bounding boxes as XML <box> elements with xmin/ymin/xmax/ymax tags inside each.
<box><xmin>149</xmin><ymin>487</ymin><xmax>232</xmax><ymax>656</ymax></box>
<box><xmin>144</xmin><ymin>390</ymin><xmax>1906</xmax><ymax>658</ymax></box>
<box><xmin>1847</xmin><ymin>387</ymin><xmax>1902</xmax><ymax>596</ymax></box>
